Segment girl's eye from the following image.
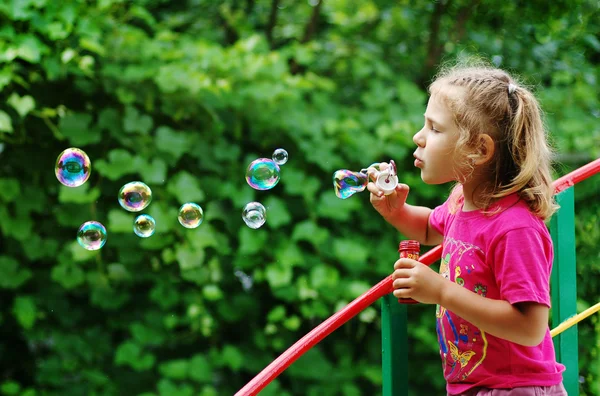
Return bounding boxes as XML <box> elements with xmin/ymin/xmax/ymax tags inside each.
<box><xmin>431</xmin><ymin>127</ymin><xmax>441</xmax><ymax>133</ymax></box>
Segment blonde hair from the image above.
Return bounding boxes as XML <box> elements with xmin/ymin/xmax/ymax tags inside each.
<box><xmin>429</xmin><ymin>60</ymin><xmax>557</xmax><ymax>220</ymax></box>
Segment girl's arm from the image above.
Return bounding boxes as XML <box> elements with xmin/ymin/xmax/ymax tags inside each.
<box><xmin>392</xmin><ymin>259</ymin><xmax>549</xmax><ymax>347</ymax></box>
<box><xmin>386</xmin><ymin>204</ymin><xmax>443</xmax><ymax>246</ymax></box>
<box><xmin>439</xmin><ymin>280</ymin><xmax>549</xmax><ymax>347</ymax></box>
<box><xmin>368</xmin><ymin>181</ymin><xmax>443</xmax><ymax>246</ymax></box>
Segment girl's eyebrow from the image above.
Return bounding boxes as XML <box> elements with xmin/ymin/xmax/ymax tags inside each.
<box><xmin>424</xmin><ymin>113</ymin><xmax>443</xmax><ymax>126</ymax></box>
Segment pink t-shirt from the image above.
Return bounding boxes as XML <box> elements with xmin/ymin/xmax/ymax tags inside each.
<box><xmin>429</xmin><ymin>192</ymin><xmax>565</xmax><ymax>394</ymax></box>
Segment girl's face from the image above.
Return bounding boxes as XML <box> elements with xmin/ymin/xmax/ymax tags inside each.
<box><xmin>412</xmin><ymin>94</ymin><xmax>462</xmax><ymax>184</ymax></box>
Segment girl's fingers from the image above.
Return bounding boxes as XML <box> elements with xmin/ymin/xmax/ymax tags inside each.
<box><xmin>367</xmin><ymin>182</ymin><xmax>384</xmax><ymax>198</ymax></box>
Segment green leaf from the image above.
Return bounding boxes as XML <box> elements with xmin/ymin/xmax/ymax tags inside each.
<box><xmin>175</xmin><ymin>244</ymin><xmax>205</xmax><ymax>271</ymax></box>
<box><xmin>7</xmin><ymin>93</ymin><xmax>35</xmax><ymax>117</ymax></box>
<box><xmin>69</xmin><ymin>240</ymin><xmax>100</xmax><ymax>262</ymax></box>
<box><xmin>155</xmin><ymin>126</ymin><xmax>189</xmax><ymax>160</ymax></box>
<box><xmin>264</xmin><ymin>196</ymin><xmax>292</xmax><ymax>229</ymax></box>
<box><xmin>291</xmin><ymin>221</ymin><xmax>330</xmax><ymax>247</ymax></box>
<box><xmin>16</xmin><ymin>35</ymin><xmax>46</xmax><ymax>63</ymax></box>
<box><xmin>58</xmin><ymin>183</ymin><xmax>101</xmax><ymax>204</ymax></box>
<box><xmin>140</xmin><ymin>158</ymin><xmax>167</xmax><ymax>185</ymax></box>
<box><xmin>114</xmin><ymin>341</ymin><xmax>156</xmax><ymax>371</ymax></box>
<box><xmin>0</xmin><ymin>66</ymin><xmax>12</xmax><ymax>91</ymax></box>
<box><xmin>0</xmin><ymin>111</ymin><xmax>13</xmax><ymax>133</ymax></box>
<box><xmin>0</xmin><ymin>256</ymin><xmax>32</xmax><ymax>289</ymax></box>
<box><xmin>0</xmin><ymin>381</ymin><xmax>21</xmax><ymax>395</ymax></box>
<box><xmin>221</xmin><ymin>345</ymin><xmax>244</xmax><ymax>372</ymax></box>
<box><xmin>166</xmin><ymin>171</ymin><xmax>205</xmax><ymax>203</ymax></box>
<box><xmin>108</xmin><ymin>209</ymin><xmax>134</xmax><ymax>233</ymax></box>
<box><xmin>265</xmin><ymin>262</ymin><xmax>293</xmax><ymax>288</ymax></box>
<box><xmin>332</xmin><ymin>238</ymin><xmax>370</xmax><ymax>267</ymax></box>
<box><xmin>238</xmin><ymin>226</ymin><xmax>267</xmax><ymax>255</ymax></box>
<box><xmin>123</xmin><ymin>106</ymin><xmax>153</xmax><ymax>134</ymax></box>
<box><xmin>159</xmin><ymin>359</ymin><xmax>189</xmax><ymax>380</ymax></box>
<box><xmin>202</xmin><ymin>285</ymin><xmax>223</xmax><ymax>301</ymax></box>
<box><xmin>12</xmin><ymin>296</ymin><xmax>37</xmax><ymax>329</ymax></box>
<box><xmin>316</xmin><ymin>191</ymin><xmax>362</xmax><ymax>221</ymax></box>
<box><xmin>267</xmin><ymin>305</ymin><xmax>286</xmax><ymax>322</ymax></box>
<box><xmin>309</xmin><ymin>265</ymin><xmax>340</xmax><ymax>290</ymax></box>
<box><xmin>51</xmin><ymin>261</ymin><xmax>85</xmax><ymax>289</ymax></box>
<box><xmin>188</xmin><ymin>355</ymin><xmax>212</xmax><ymax>383</ymax></box>
<box><xmin>59</xmin><ymin>113</ymin><xmax>101</xmax><ymax>146</ymax></box>
<box><xmin>0</xmin><ymin>178</ymin><xmax>20</xmax><ymax>201</ymax></box>
<box><xmin>95</xmin><ymin>149</ymin><xmax>143</xmax><ymax>180</ymax></box>
<box><xmin>345</xmin><ymin>280</ymin><xmax>371</xmax><ymax>299</ymax></box>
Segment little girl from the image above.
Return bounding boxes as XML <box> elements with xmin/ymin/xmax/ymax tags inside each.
<box><xmin>367</xmin><ymin>63</ymin><xmax>567</xmax><ymax>395</ymax></box>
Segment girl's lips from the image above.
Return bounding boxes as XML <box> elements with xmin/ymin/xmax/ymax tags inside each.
<box><xmin>414</xmin><ymin>158</ymin><xmax>424</xmax><ymax>168</ymax></box>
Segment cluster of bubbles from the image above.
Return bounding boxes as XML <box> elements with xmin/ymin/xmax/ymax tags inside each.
<box><xmin>243</xmin><ymin>148</ymin><xmax>288</xmax><ymax>229</ymax></box>
<box><xmin>55</xmin><ymin>148</ymin><xmax>205</xmax><ymax>250</ymax></box>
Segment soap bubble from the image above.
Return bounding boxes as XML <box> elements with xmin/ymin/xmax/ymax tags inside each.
<box><xmin>55</xmin><ymin>148</ymin><xmax>91</xmax><ymax>187</ymax></box>
<box><xmin>118</xmin><ymin>181</ymin><xmax>152</xmax><ymax>212</ymax></box>
<box><xmin>272</xmin><ymin>148</ymin><xmax>288</xmax><ymax>165</ymax></box>
<box><xmin>245</xmin><ymin>158</ymin><xmax>280</xmax><ymax>190</ymax></box>
<box><xmin>242</xmin><ymin>202</ymin><xmax>266</xmax><ymax>229</ymax></box>
<box><xmin>77</xmin><ymin>221</ymin><xmax>107</xmax><ymax>250</ymax></box>
<box><xmin>333</xmin><ymin>169</ymin><xmax>369</xmax><ymax>199</ymax></box>
<box><xmin>134</xmin><ymin>214</ymin><xmax>156</xmax><ymax>238</ymax></box>
<box><xmin>178</xmin><ymin>203</ymin><xmax>204</xmax><ymax>229</ymax></box>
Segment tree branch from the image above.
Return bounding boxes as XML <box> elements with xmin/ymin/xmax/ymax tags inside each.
<box><xmin>289</xmin><ymin>0</ymin><xmax>325</xmax><ymax>74</ymax></box>
<box><xmin>455</xmin><ymin>0</ymin><xmax>480</xmax><ymax>42</ymax></box>
<box><xmin>300</xmin><ymin>0</ymin><xmax>324</xmax><ymax>44</ymax></box>
<box><xmin>420</xmin><ymin>0</ymin><xmax>453</xmax><ymax>87</ymax></box>
<box><xmin>246</xmin><ymin>0</ymin><xmax>255</xmax><ymax>15</ymax></box>
<box><xmin>265</xmin><ymin>0</ymin><xmax>279</xmax><ymax>47</ymax></box>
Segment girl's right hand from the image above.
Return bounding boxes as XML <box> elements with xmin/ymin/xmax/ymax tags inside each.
<box><xmin>367</xmin><ymin>162</ymin><xmax>410</xmax><ymax>220</ymax></box>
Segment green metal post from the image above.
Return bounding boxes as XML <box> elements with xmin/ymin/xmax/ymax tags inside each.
<box><xmin>550</xmin><ymin>187</ymin><xmax>579</xmax><ymax>395</ymax></box>
<box><xmin>381</xmin><ymin>294</ymin><xmax>408</xmax><ymax>396</ymax></box>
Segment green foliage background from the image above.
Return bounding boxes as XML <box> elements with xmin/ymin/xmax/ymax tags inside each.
<box><xmin>0</xmin><ymin>0</ymin><xmax>599</xmax><ymax>395</ymax></box>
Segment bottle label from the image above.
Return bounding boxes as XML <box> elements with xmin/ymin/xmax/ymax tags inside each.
<box><xmin>399</xmin><ymin>251</ymin><xmax>419</xmax><ymax>260</ymax></box>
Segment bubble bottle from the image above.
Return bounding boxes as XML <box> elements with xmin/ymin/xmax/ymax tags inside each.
<box><xmin>397</xmin><ymin>239</ymin><xmax>420</xmax><ymax>304</ymax></box>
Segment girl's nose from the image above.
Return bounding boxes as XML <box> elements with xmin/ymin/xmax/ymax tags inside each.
<box><xmin>413</xmin><ymin>129</ymin><xmax>425</xmax><ymax>147</ymax></box>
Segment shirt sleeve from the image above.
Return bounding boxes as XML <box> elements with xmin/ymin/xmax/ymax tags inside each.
<box><xmin>492</xmin><ymin>227</ymin><xmax>553</xmax><ymax>307</ymax></box>
<box><xmin>429</xmin><ymin>199</ymin><xmax>450</xmax><ymax>235</ymax></box>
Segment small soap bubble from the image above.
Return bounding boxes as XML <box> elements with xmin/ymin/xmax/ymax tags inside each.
<box><xmin>134</xmin><ymin>214</ymin><xmax>156</xmax><ymax>238</ymax></box>
<box><xmin>178</xmin><ymin>203</ymin><xmax>204</xmax><ymax>229</ymax></box>
<box><xmin>245</xmin><ymin>158</ymin><xmax>280</xmax><ymax>190</ymax></box>
<box><xmin>77</xmin><ymin>221</ymin><xmax>107</xmax><ymax>250</ymax></box>
<box><xmin>242</xmin><ymin>202</ymin><xmax>266</xmax><ymax>229</ymax></box>
<box><xmin>272</xmin><ymin>148</ymin><xmax>288</xmax><ymax>165</ymax></box>
<box><xmin>55</xmin><ymin>148</ymin><xmax>91</xmax><ymax>187</ymax></box>
<box><xmin>333</xmin><ymin>169</ymin><xmax>369</xmax><ymax>199</ymax></box>
<box><xmin>118</xmin><ymin>181</ymin><xmax>152</xmax><ymax>212</ymax></box>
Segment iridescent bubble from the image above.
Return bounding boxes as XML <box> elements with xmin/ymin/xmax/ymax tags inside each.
<box><xmin>77</xmin><ymin>221</ymin><xmax>107</xmax><ymax>250</ymax></box>
<box><xmin>242</xmin><ymin>202</ymin><xmax>266</xmax><ymax>229</ymax></box>
<box><xmin>272</xmin><ymin>148</ymin><xmax>288</xmax><ymax>166</ymax></box>
<box><xmin>55</xmin><ymin>148</ymin><xmax>91</xmax><ymax>187</ymax></box>
<box><xmin>333</xmin><ymin>169</ymin><xmax>368</xmax><ymax>199</ymax></box>
<box><xmin>118</xmin><ymin>181</ymin><xmax>152</xmax><ymax>212</ymax></box>
<box><xmin>178</xmin><ymin>203</ymin><xmax>204</xmax><ymax>229</ymax></box>
<box><xmin>245</xmin><ymin>158</ymin><xmax>280</xmax><ymax>190</ymax></box>
<box><xmin>134</xmin><ymin>214</ymin><xmax>156</xmax><ymax>238</ymax></box>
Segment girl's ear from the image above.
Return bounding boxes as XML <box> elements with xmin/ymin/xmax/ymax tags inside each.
<box><xmin>474</xmin><ymin>134</ymin><xmax>495</xmax><ymax>165</ymax></box>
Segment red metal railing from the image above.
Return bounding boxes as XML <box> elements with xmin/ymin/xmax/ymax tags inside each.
<box><xmin>235</xmin><ymin>157</ymin><xmax>600</xmax><ymax>396</ymax></box>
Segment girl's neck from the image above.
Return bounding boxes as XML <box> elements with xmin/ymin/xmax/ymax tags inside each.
<box><xmin>460</xmin><ymin>170</ymin><xmax>492</xmax><ymax>212</ymax></box>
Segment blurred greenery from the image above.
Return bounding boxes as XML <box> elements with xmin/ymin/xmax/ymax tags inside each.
<box><xmin>0</xmin><ymin>0</ymin><xmax>598</xmax><ymax>395</ymax></box>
